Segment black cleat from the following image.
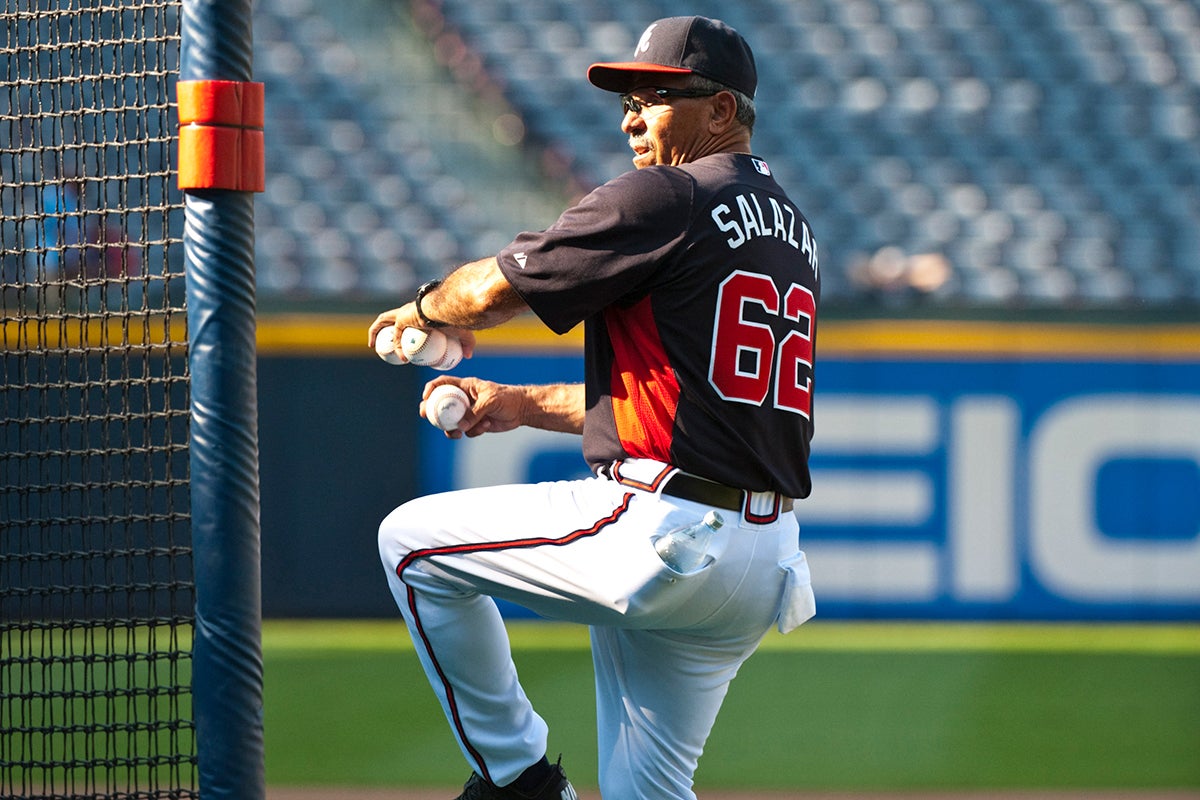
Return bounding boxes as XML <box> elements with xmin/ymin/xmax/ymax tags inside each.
<box><xmin>454</xmin><ymin>761</ymin><xmax>577</xmax><ymax>800</ymax></box>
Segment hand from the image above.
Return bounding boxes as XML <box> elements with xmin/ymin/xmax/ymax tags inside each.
<box><xmin>368</xmin><ymin>304</ymin><xmax>477</xmax><ymax>359</ymax></box>
<box><xmin>367</xmin><ymin>306</ymin><xmax>409</xmax><ymax>347</ymax></box>
<box><xmin>421</xmin><ymin>376</ymin><xmax>526</xmax><ymax>439</ymax></box>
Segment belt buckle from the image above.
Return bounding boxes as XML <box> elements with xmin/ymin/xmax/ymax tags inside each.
<box><xmin>744</xmin><ymin>490</ymin><xmax>789</xmax><ymax>524</ymax></box>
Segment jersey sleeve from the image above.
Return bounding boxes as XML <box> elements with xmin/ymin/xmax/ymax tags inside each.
<box><xmin>497</xmin><ymin>167</ymin><xmax>694</xmax><ymax>334</ymax></box>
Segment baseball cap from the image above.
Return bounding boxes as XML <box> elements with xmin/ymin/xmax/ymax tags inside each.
<box><xmin>587</xmin><ymin>16</ymin><xmax>757</xmax><ymax>99</ymax></box>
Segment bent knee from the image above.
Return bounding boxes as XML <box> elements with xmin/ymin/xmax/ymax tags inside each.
<box><xmin>377</xmin><ymin>501</ymin><xmax>425</xmax><ymax>571</ymax></box>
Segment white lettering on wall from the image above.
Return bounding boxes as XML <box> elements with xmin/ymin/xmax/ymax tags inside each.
<box><xmin>1029</xmin><ymin>395</ymin><xmax>1200</xmax><ymax>602</ymax></box>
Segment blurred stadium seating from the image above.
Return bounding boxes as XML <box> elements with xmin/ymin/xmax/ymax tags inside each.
<box><xmin>252</xmin><ymin>0</ymin><xmax>1200</xmax><ymax>310</ymax></box>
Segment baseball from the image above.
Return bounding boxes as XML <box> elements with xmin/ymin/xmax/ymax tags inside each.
<box><xmin>425</xmin><ymin>383</ymin><xmax>470</xmax><ymax>431</ymax></box>
<box><xmin>373</xmin><ymin>325</ymin><xmax>407</xmax><ymax>365</ymax></box>
<box><xmin>400</xmin><ymin>327</ymin><xmax>462</xmax><ymax>371</ymax></box>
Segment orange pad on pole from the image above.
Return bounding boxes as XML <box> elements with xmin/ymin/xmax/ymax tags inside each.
<box><xmin>177</xmin><ymin>80</ymin><xmax>265</xmax><ymax>192</ymax></box>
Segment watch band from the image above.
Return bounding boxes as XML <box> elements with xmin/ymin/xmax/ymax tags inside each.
<box><xmin>413</xmin><ymin>279</ymin><xmax>448</xmax><ymax>328</ymax></box>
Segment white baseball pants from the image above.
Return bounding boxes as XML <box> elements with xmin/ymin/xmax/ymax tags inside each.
<box><xmin>377</xmin><ymin>459</ymin><xmax>814</xmax><ymax>800</ymax></box>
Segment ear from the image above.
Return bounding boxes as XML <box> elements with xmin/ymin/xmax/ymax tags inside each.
<box><xmin>708</xmin><ymin>90</ymin><xmax>739</xmax><ymax>133</ymax></box>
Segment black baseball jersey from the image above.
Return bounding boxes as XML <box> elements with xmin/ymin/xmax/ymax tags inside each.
<box><xmin>497</xmin><ymin>153</ymin><xmax>820</xmax><ymax>498</ymax></box>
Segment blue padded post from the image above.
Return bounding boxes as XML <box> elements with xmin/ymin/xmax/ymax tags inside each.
<box><xmin>180</xmin><ymin>1</ymin><xmax>265</xmax><ymax>798</ymax></box>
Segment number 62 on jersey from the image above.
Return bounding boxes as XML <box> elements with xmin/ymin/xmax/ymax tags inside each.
<box><xmin>709</xmin><ymin>269</ymin><xmax>816</xmax><ymax>419</ymax></box>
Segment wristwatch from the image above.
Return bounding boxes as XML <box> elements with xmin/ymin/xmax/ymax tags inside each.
<box><xmin>413</xmin><ymin>279</ymin><xmax>448</xmax><ymax>328</ymax></box>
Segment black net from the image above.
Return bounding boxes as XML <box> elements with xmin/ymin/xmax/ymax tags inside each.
<box><xmin>1</xmin><ymin>1</ymin><xmax>195</xmax><ymax>797</ymax></box>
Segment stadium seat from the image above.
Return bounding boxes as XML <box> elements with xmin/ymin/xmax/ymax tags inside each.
<box><xmin>247</xmin><ymin>0</ymin><xmax>1199</xmax><ymax>309</ymax></box>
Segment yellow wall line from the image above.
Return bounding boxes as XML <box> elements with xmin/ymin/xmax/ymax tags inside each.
<box><xmin>5</xmin><ymin>314</ymin><xmax>1198</xmax><ymax>361</ymax></box>
<box><xmin>254</xmin><ymin>315</ymin><xmax>1200</xmax><ymax>361</ymax></box>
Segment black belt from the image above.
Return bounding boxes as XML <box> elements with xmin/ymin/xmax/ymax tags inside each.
<box><xmin>661</xmin><ymin>472</ymin><xmax>794</xmax><ymax>514</ymax></box>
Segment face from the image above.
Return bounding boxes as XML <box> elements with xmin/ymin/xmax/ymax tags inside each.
<box><xmin>620</xmin><ymin>77</ymin><xmax>717</xmax><ymax>169</ymax></box>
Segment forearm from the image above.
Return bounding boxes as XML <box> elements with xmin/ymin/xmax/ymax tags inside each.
<box><xmin>518</xmin><ymin>383</ymin><xmax>586</xmax><ymax>434</ymax></box>
<box><xmin>369</xmin><ymin>257</ymin><xmax>526</xmax><ymax>350</ymax></box>
<box><xmin>419</xmin><ymin>257</ymin><xmax>527</xmax><ymax>330</ymax></box>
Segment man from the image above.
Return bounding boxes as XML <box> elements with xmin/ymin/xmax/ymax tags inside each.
<box><xmin>369</xmin><ymin>16</ymin><xmax>819</xmax><ymax>800</ymax></box>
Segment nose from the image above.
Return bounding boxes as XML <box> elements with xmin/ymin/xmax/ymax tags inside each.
<box><xmin>621</xmin><ymin>110</ymin><xmax>643</xmax><ymax>134</ymax></box>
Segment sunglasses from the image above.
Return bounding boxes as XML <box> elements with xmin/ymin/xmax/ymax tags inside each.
<box><xmin>620</xmin><ymin>87</ymin><xmax>718</xmax><ymax>115</ymax></box>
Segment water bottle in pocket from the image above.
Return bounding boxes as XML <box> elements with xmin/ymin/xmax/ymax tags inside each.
<box><xmin>652</xmin><ymin>510</ymin><xmax>724</xmax><ymax>573</ymax></box>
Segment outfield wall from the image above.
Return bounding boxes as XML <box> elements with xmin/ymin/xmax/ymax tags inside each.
<box><xmin>257</xmin><ymin>316</ymin><xmax>1200</xmax><ymax>621</ymax></box>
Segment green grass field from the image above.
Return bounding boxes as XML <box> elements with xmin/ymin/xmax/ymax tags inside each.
<box><xmin>262</xmin><ymin>620</ymin><xmax>1200</xmax><ymax>791</ymax></box>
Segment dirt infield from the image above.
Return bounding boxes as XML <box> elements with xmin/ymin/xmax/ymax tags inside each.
<box><xmin>268</xmin><ymin>789</ymin><xmax>1200</xmax><ymax>800</ymax></box>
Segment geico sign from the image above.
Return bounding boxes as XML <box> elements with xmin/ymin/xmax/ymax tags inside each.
<box><xmin>801</xmin><ymin>394</ymin><xmax>1200</xmax><ymax>604</ymax></box>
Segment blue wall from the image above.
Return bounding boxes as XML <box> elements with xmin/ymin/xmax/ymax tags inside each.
<box><xmin>258</xmin><ymin>355</ymin><xmax>422</xmax><ymax>618</ymax></box>
<box><xmin>258</xmin><ymin>323</ymin><xmax>1200</xmax><ymax>621</ymax></box>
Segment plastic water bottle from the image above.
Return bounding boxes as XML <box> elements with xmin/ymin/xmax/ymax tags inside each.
<box><xmin>653</xmin><ymin>510</ymin><xmax>725</xmax><ymax>573</ymax></box>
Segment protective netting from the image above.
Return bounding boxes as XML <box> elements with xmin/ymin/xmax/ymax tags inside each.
<box><xmin>1</xmin><ymin>1</ymin><xmax>196</xmax><ymax>797</ymax></box>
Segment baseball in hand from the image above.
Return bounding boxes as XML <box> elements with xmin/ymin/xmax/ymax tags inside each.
<box><xmin>374</xmin><ymin>325</ymin><xmax>407</xmax><ymax>365</ymax></box>
<box><xmin>425</xmin><ymin>384</ymin><xmax>470</xmax><ymax>431</ymax></box>
<box><xmin>400</xmin><ymin>327</ymin><xmax>463</xmax><ymax>371</ymax></box>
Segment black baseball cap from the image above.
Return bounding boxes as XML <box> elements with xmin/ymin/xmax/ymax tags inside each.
<box><xmin>587</xmin><ymin>16</ymin><xmax>757</xmax><ymax>99</ymax></box>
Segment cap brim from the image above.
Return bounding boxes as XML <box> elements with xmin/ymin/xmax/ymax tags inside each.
<box><xmin>587</xmin><ymin>62</ymin><xmax>693</xmax><ymax>93</ymax></box>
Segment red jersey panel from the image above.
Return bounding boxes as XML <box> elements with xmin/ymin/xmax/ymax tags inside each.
<box><xmin>604</xmin><ymin>295</ymin><xmax>679</xmax><ymax>460</ymax></box>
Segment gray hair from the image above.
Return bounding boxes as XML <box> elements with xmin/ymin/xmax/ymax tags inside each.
<box><xmin>689</xmin><ymin>76</ymin><xmax>756</xmax><ymax>133</ymax></box>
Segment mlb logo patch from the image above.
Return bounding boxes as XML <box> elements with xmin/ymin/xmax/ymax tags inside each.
<box><xmin>752</xmin><ymin>158</ymin><xmax>771</xmax><ymax>176</ymax></box>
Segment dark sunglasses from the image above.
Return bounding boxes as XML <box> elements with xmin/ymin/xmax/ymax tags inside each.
<box><xmin>620</xmin><ymin>87</ymin><xmax>718</xmax><ymax>115</ymax></box>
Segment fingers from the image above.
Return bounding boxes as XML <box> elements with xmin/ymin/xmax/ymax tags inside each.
<box><xmin>422</xmin><ymin>375</ymin><xmax>469</xmax><ymax>400</ymax></box>
<box><xmin>367</xmin><ymin>309</ymin><xmax>403</xmax><ymax>347</ymax></box>
<box><xmin>462</xmin><ymin>419</ymin><xmax>495</xmax><ymax>438</ymax></box>
<box><xmin>454</xmin><ymin>329</ymin><xmax>477</xmax><ymax>359</ymax></box>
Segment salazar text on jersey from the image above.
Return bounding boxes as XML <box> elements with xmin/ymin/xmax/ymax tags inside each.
<box><xmin>709</xmin><ymin>189</ymin><xmax>819</xmax><ymax>275</ymax></box>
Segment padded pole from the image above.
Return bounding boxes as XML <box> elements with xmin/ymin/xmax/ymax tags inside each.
<box><xmin>179</xmin><ymin>1</ymin><xmax>265</xmax><ymax>798</ymax></box>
